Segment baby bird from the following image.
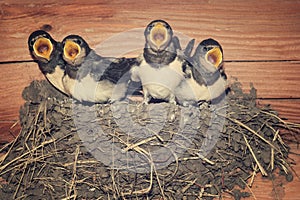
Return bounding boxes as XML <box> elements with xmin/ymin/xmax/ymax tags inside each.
<box><xmin>28</xmin><ymin>30</ymin><xmax>67</xmax><ymax>95</ymax></box>
<box><xmin>175</xmin><ymin>38</ymin><xmax>227</xmax><ymax>106</ymax></box>
<box><xmin>130</xmin><ymin>19</ymin><xmax>188</xmax><ymax>104</ymax></box>
<box><xmin>62</xmin><ymin>34</ymin><xmax>137</xmax><ymax>103</ymax></box>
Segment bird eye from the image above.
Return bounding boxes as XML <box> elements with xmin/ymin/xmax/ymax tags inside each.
<box><xmin>30</xmin><ymin>40</ymin><xmax>35</xmax><ymax>47</ymax></box>
<box><xmin>204</xmin><ymin>46</ymin><xmax>213</xmax><ymax>52</ymax></box>
<box><xmin>147</xmin><ymin>24</ymin><xmax>154</xmax><ymax>31</ymax></box>
<box><xmin>77</xmin><ymin>39</ymin><xmax>82</xmax><ymax>45</ymax></box>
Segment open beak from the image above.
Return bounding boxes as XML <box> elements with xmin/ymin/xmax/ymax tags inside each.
<box><xmin>63</xmin><ymin>40</ymin><xmax>81</xmax><ymax>63</ymax></box>
<box><xmin>206</xmin><ymin>47</ymin><xmax>223</xmax><ymax>68</ymax></box>
<box><xmin>150</xmin><ymin>22</ymin><xmax>169</xmax><ymax>50</ymax></box>
<box><xmin>33</xmin><ymin>37</ymin><xmax>53</xmax><ymax>61</ymax></box>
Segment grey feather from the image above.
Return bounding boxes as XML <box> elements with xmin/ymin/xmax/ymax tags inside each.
<box><xmin>183</xmin><ymin>39</ymin><xmax>195</xmax><ymax>58</ymax></box>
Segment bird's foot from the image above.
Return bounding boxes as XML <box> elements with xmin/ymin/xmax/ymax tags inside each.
<box><xmin>198</xmin><ymin>101</ymin><xmax>209</xmax><ymax>110</ymax></box>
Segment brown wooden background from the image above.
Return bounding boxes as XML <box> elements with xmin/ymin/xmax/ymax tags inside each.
<box><xmin>0</xmin><ymin>0</ymin><xmax>299</xmax><ymax>199</ymax></box>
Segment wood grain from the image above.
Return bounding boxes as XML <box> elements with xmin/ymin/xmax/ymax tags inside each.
<box><xmin>0</xmin><ymin>62</ymin><xmax>299</xmax><ymax>121</ymax></box>
<box><xmin>0</xmin><ymin>63</ymin><xmax>43</xmax><ymax>121</ymax></box>
<box><xmin>0</xmin><ymin>0</ymin><xmax>299</xmax><ymax>199</ymax></box>
<box><xmin>0</xmin><ymin>122</ymin><xmax>19</xmax><ymax>145</ymax></box>
<box><xmin>1</xmin><ymin>0</ymin><xmax>300</xmax><ymax>62</ymax></box>
<box><xmin>226</xmin><ymin>62</ymin><xmax>300</xmax><ymax>99</ymax></box>
<box><xmin>257</xmin><ymin>100</ymin><xmax>300</xmax><ymax>123</ymax></box>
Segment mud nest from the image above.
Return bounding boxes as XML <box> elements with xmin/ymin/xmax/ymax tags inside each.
<box><xmin>0</xmin><ymin>80</ymin><xmax>299</xmax><ymax>200</ymax></box>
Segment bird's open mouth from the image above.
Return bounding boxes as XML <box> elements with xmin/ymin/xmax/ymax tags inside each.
<box><xmin>206</xmin><ymin>47</ymin><xmax>223</xmax><ymax>68</ymax></box>
<box><xmin>150</xmin><ymin>23</ymin><xmax>168</xmax><ymax>49</ymax></box>
<box><xmin>33</xmin><ymin>38</ymin><xmax>53</xmax><ymax>61</ymax></box>
<box><xmin>64</xmin><ymin>40</ymin><xmax>80</xmax><ymax>62</ymax></box>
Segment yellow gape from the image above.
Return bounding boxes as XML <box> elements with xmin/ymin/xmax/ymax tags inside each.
<box><xmin>206</xmin><ymin>47</ymin><xmax>223</xmax><ymax>68</ymax></box>
<box><xmin>150</xmin><ymin>22</ymin><xmax>168</xmax><ymax>49</ymax></box>
<box><xmin>33</xmin><ymin>37</ymin><xmax>53</xmax><ymax>61</ymax></box>
<box><xmin>63</xmin><ymin>40</ymin><xmax>81</xmax><ymax>62</ymax></box>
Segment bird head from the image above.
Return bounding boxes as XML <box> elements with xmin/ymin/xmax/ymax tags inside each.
<box><xmin>193</xmin><ymin>38</ymin><xmax>224</xmax><ymax>73</ymax></box>
<box><xmin>201</xmin><ymin>39</ymin><xmax>223</xmax><ymax>69</ymax></box>
<box><xmin>144</xmin><ymin>19</ymin><xmax>173</xmax><ymax>52</ymax></box>
<box><xmin>28</xmin><ymin>30</ymin><xmax>55</xmax><ymax>62</ymax></box>
<box><xmin>62</xmin><ymin>35</ymin><xmax>91</xmax><ymax>66</ymax></box>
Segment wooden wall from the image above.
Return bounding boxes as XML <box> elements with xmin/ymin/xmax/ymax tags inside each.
<box><xmin>0</xmin><ymin>1</ymin><xmax>299</xmax><ymax>199</ymax></box>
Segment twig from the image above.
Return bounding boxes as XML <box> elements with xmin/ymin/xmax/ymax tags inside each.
<box><xmin>151</xmin><ymin>153</ymin><xmax>166</xmax><ymax>199</ymax></box>
<box><xmin>0</xmin><ymin>129</ymin><xmax>21</xmax><ymax>165</ymax></box>
<box><xmin>260</xmin><ymin>110</ymin><xmax>300</xmax><ymax>127</ymax></box>
<box><xmin>0</xmin><ymin>153</ymin><xmax>53</xmax><ymax>176</ymax></box>
<box><xmin>226</xmin><ymin>116</ymin><xmax>281</xmax><ymax>153</ymax></box>
<box><xmin>63</xmin><ymin>160</ymin><xmax>99</xmax><ymax>167</ymax></box>
<box><xmin>243</xmin><ymin>134</ymin><xmax>268</xmax><ymax>176</ymax></box>
<box><xmin>239</xmin><ymin>177</ymin><xmax>257</xmax><ymax>200</ymax></box>
<box><xmin>0</xmin><ymin>138</ymin><xmax>56</xmax><ymax>172</ymax></box>
<box><xmin>123</xmin><ymin>136</ymin><xmax>157</xmax><ymax>152</ymax></box>
<box><xmin>110</xmin><ymin>169</ymin><xmax>120</xmax><ymax>199</ymax></box>
<box><xmin>270</xmin><ymin>130</ymin><xmax>280</xmax><ymax>171</ymax></box>
<box><xmin>68</xmin><ymin>145</ymin><xmax>80</xmax><ymax>199</ymax></box>
<box><xmin>121</xmin><ymin>163</ymin><xmax>153</xmax><ymax>196</ymax></box>
<box><xmin>249</xmin><ymin>164</ymin><xmax>257</xmax><ymax>187</ymax></box>
<box><xmin>181</xmin><ymin>178</ymin><xmax>197</xmax><ymax>193</ymax></box>
<box><xmin>13</xmin><ymin>161</ymin><xmax>28</xmax><ymax>199</ymax></box>
<box><xmin>108</xmin><ymin>131</ymin><xmax>150</xmax><ymax>157</ymax></box>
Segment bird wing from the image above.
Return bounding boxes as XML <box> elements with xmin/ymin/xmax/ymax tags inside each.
<box><xmin>99</xmin><ymin>57</ymin><xmax>139</xmax><ymax>84</ymax></box>
<box><xmin>183</xmin><ymin>39</ymin><xmax>195</xmax><ymax>58</ymax></box>
<box><xmin>76</xmin><ymin>50</ymin><xmax>110</xmax><ymax>81</ymax></box>
<box><xmin>76</xmin><ymin>50</ymin><xmax>138</xmax><ymax>85</ymax></box>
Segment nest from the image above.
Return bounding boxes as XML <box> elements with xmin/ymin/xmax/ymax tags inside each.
<box><xmin>0</xmin><ymin>80</ymin><xmax>299</xmax><ymax>200</ymax></box>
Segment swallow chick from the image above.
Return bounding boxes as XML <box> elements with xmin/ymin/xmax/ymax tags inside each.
<box><xmin>130</xmin><ymin>19</ymin><xmax>187</xmax><ymax>104</ymax></box>
<box><xmin>62</xmin><ymin>35</ymin><xmax>137</xmax><ymax>103</ymax></box>
<box><xmin>28</xmin><ymin>30</ymin><xmax>67</xmax><ymax>95</ymax></box>
<box><xmin>175</xmin><ymin>38</ymin><xmax>227</xmax><ymax>106</ymax></box>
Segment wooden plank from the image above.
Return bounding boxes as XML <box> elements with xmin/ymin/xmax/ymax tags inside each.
<box><xmin>0</xmin><ymin>61</ymin><xmax>299</xmax><ymax>121</ymax></box>
<box><xmin>226</xmin><ymin>62</ymin><xmax>300</xmax><ymax>99</ymax></box>
<box><xmin>0</xmin><ymin>63</ymin><xmax>43</xmax><ymax>121</ymax></box>
<box><xmin>0</xmin><ymin>122</ymin><xmax>19</xmax><ymax>145</ymax></box>
<box><xmin>257</xmin><ymin>100</ymin><xmax>300</xmax><ymax>123</ymax></box>
<box><xmin>1</xmin><ymin>0</ymin><xmax>300</xmax><ymax>62</ymax></box>
<box><xmin>0</xmin><ymin>1</ymin><xmax>299</xmax><ymax>199</ymax></box>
